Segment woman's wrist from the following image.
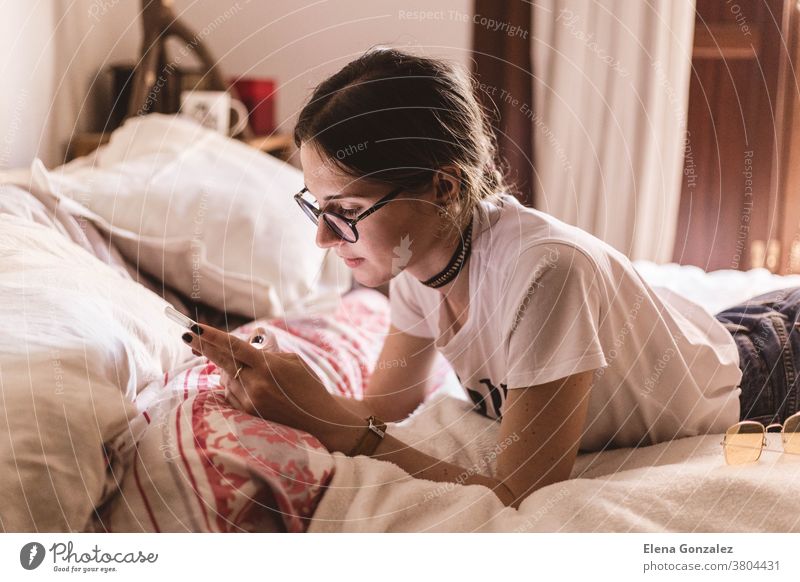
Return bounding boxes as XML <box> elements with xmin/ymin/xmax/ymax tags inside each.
<box><xmin>315</xmin><ymin>414</ymin><xmax>367</xmax><ymax>454</ymax></box>
<box><xmin>331</xmin><ymin>394</ymin><xmax>374</xmax><ymax>419</ymax></box>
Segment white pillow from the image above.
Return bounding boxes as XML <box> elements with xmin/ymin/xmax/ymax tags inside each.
<box><xmin>28</xmin><ymin>114</ymin><xmax>350</xmax><ymax>320</ymax></box>
<box><xmin>0</xmin><ymin>214</ymin><xmax>190</xmax><ymax>532</ymax></box>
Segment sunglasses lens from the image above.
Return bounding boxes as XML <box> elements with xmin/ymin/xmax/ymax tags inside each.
<box><xmin>724</xmin><ymin>423</ymin><xmax>764</xmax><ymax>465</ymax></box>
<box><xmin>783</xmin><ymin>413</ymin><xmax>800</xmax><ymax>454</ymax></box>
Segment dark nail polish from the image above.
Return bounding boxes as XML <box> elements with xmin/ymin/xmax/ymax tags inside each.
<box><xmin>182</xmin><ymin>333</ymin><xmax>193</xmax><ymax>343</ymax></box>
<box><xmin>190</xmin><ymin>324</ymin><xmax>203</xmax><ymax>335</ymax></box>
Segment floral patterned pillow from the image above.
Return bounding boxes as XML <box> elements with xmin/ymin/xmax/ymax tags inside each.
<box><xmin>90</xmin><ymin>289</ymin><xmax>454</xmax><ymax>532</ymax></box>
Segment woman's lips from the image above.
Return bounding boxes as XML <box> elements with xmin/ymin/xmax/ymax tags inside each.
<box><xmin>343</xmin><ymin>257</ymin><xmax>365</xmax><ymax>268</ymax></box>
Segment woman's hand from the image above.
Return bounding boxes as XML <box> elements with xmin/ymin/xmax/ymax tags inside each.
<box><xmin>217</xmin><ymin>326</ymin><xmax>279</xmax><ymax>390</ymax></box>
<box><xmin>181</xmin><ymin>323</ymin><xmax>362</xmax><ymax>448</ymax></box>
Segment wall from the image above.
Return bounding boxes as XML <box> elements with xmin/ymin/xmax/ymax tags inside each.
<box><xmin>0</xmin><ymin>0</ymin><xmax>473</xmax><ymax>169</ymax></box>
<box><xmin>167</xmin><ymin>0</ymin><xmax>474</xmax><ymax>134</ymax></box>
<box><xmin>0</xmin><ymin>2</ymin><xmax>58</xmax><ymax>169</ymax></box>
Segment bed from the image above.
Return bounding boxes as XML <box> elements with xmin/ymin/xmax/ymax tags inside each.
<box><xmin>2</xmin><ymin>114</ymin><xmax>799</xmax><ymax>533</ymax></box>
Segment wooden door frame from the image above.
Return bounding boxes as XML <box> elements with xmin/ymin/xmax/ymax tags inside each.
<box><xmin>777</xmin><ymin>0</ymin><xmax>800</xmax><ymax>273</ymax></box>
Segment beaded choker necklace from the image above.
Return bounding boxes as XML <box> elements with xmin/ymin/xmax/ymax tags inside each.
<box><xmin>420</xmin><ymin>220</ymin><xmax>474</xmax><ymax>289</ymax></box>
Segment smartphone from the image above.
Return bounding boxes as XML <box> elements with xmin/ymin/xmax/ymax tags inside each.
<box><xmin>164</xmin><ymin>305</ymin><xmax>197</xmax><ymax>329</ymax></box>
<box><xmin>166</xmin><ymin>305</ymin><xmax>270</xmax><ymax>349</ymax></box>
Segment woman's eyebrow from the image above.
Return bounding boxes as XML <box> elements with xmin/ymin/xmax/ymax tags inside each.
<box><xmin>317</xmin><ymin>191</ymin><xmax>368</xmax><ymax>205</ymax></box>
<box><xmin>303</xmin><ymin>185</ymin><xmax>367</xmax><ymax>205</ymax></box>
<box><xmin>322</xmin><ymin>193</ymin><xmax>360</xmax><ymax>202</ymax></box>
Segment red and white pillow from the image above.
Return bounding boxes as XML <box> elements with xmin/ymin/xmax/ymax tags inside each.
<box><xmin>92</xmin><ymin>289</ymin><xmax>455</xmax><ymax>532</ymax></box>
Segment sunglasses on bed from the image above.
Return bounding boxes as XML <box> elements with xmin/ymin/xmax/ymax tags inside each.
<box><xmin>294</xmin><ymin>186</ymin><xmax>404</xmax><ymax>243</ymax></box>
<box><xmin>721</xmin><ymin>411</ymin><xmax>800</xmax><ymax>465</ymax></box>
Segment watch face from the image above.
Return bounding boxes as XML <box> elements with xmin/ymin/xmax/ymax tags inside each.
<box><xmin>367</xmin><ymin>417</ymin><xmax>386</xmax><ymax>437</ymax></box>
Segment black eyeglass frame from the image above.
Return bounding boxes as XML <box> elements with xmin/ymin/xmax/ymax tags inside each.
<box><xmin>294</xmin><ymin>185</ymin><xmax>404</xmax><ymax>243</ymax></box>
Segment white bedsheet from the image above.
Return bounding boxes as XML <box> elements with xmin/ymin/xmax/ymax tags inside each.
<box><xmin>309</xmin><ymin>394</ymin><xmax>800</xmax><ymax>532</ymax></box>
<box><xmin>632</xmin><ymin>260</ymin><xmax>800</xmax><ymax>315</ymax></box>
<box><xmin>308</xmin><ymin>262</ymin><xmax>800</xmax><ymax>532</ymax></box>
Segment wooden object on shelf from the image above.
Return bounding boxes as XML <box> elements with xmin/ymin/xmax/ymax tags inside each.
<box><xmin>126</xmin><ymin>0</ymin><xmax>252</xmax><ymax>139</ymax></box>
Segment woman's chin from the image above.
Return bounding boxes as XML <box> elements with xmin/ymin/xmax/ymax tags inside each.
<box><xmin>351</xmin><ymin>265</ymin><xmax>392</xmax><ymax>289</ymax></box>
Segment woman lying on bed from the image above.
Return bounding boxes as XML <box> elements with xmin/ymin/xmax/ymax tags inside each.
<box><xmin>181</xmin><ymin>47</ymin><xmax>800</xmax><ymax>510</ymax></box>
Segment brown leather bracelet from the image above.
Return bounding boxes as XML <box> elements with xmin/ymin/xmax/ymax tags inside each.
<box><xmin>348</xmin><ymin>415</ymin><xmax>388</xmax><ymax>457</ymax></box>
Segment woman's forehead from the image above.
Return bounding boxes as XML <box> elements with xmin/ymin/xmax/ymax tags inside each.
<box><xmin>301</xmin><ymin>144</ymin><xmax>351</xmax><ymax>183</ymax></box>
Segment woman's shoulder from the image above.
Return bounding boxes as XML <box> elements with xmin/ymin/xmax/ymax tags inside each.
<box><xmin>477</xmin><ymin>196</ymin><xmax>613</xmax><ymax>268</ymax></box>
<box><xmin>476</xmin><ymin>194</ymin><xmax>574</xmax><ymax>243</ymax></box>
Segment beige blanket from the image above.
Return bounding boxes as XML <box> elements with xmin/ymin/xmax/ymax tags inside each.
<box><xmin>308</xmin><ymin>394</ymin><xmax>800</xmax><ymax>532</ymax></box>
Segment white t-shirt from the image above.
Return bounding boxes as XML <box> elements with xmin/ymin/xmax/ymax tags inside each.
<box><xmin>389</xmin><ymin>194</ymin><xmax>742</xmax><ymax>451</ymax></box>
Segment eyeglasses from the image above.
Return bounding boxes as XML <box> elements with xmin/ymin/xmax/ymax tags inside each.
<box><xmin>720</xmin><ymin>411</ymin><xmax>800</xmax><ymax>465</ymax></box>
<box><xmin>294</xmin><ymin>186</ymin><xmax>404</xmax><ymax>243</ymax></box>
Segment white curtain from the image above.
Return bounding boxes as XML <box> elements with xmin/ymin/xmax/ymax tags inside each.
<box><xmin>532</xmin><ymin>0</ymin><xmax>696</xmax><ymax>263</ymax></box>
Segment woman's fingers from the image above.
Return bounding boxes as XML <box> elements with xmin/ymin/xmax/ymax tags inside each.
<box><xmin>183</xmin><ymin>331</ymin><xmax>246</xmax><ymax>377</ymax></box>
<box><xmin>219</xmin><ymin>366</ymin><xmax>257</xmax><ymax>414</ymax></box>
<box><xmin>184</xmin><ymin>323</ymin><xmax>261</xmax><ymax>368</ymax></box>
<box><xmin>179</xmin><ymin>326</ymin><xmax>274</xmax><ymax>418</ymax></box>
<box><xmin>180</xmin><ymin>324</ymin><xmax>292</xmax><ymax>420</ymax></box>
<box><xmin>226</xmin><ymin>373</ymin><xmax>261</xmax><ymax>416</ymax></box>
<box><xmin>224</xmin><ymin>384</ymin><xmax>248</xmax><ymax>412</ymax></box>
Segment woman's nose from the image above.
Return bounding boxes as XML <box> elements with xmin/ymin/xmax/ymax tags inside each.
<box><xmin>315</xmin><ymin>219</ymin><xmax>341</xmax><ymax>249</ymax></box>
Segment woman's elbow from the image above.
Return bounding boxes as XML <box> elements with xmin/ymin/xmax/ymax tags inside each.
<box><xmin>499</xmin><ymin>479</ymin><xmax>564</xmax><ymax>510</ymax></box>
<box><xmin>363</xmin><ymin>393</ymin><xmax>421</xmax><ymax>423</ymax></box>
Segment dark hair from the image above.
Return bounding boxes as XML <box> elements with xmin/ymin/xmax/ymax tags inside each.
<box><xmin>293</xmin><ymin>46</ymin><xmax>508</xmax><ymax>235</ymax></box>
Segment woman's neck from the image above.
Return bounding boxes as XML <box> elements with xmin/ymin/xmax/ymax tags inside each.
<box><xmin>435</xmin><ymin>253</ymin><xmax>471</xmax><ymax>306</ymax></box>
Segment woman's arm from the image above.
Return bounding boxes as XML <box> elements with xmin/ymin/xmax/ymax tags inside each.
<box><xmin>346</xmin><ymin>325</ymin><xmax>440</xmax><ymax>422</ymax></box>
<box><xmin>183</xmin><ymin>322</ymin><xmax>593</xmax><ymax>509</ymax></box>
<box><xmin>331</xmin><ymin>394</ymin><xmax>375</xmax><ymax>418</ymax></box>
<box><xmin>320</xmin><ymin>369</ymin><xmax>595</xmax><ymax>509</ymax></box>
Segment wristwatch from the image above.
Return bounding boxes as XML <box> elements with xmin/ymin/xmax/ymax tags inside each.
<box><xmin>348</xmin><ymin>415</ymin><xmax>388</xmax><ymax>457</ymax></box>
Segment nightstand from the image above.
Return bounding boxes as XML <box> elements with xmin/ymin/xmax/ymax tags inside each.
<box><xmin>242</xmin><ymin>133</ymin><xmax>297</xmax><ymax>165</ymax></box>
<box><xmin>66</xmin><ymin>131</ymin><xmax>296</xmax><ymax>165</ymax></box>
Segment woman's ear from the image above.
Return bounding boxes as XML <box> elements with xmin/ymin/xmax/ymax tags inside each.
<box><xmin>432</xmin><ymin>165</ymin><xmax>463</xmax><ymax>207</ymax></box>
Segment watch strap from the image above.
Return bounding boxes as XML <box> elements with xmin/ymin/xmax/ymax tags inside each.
<box><xmin>348</xmin><ymin>415</ymin><xmax>388</xmax><ymax>457</ymax></box>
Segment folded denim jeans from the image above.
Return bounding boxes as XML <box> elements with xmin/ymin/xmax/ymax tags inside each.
<box><xmin>715</xmin><ymin>287</ymin><xmax>800</xmax><ymax>425</ymax></box>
